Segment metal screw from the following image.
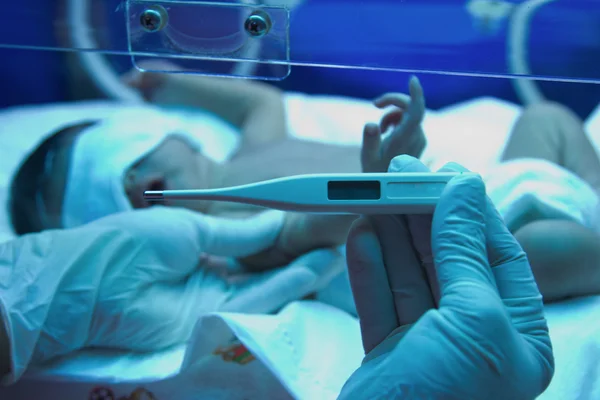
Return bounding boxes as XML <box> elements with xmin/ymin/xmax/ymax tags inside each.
<box><xmin>140</xmin><ymin>6</ymin><xmax>168</xmax><ymax>33</ymax></box>
<box><xmin>244</xmin><ymin>10</ymin><xmax>272</xmax><ymax>38</ymax></box>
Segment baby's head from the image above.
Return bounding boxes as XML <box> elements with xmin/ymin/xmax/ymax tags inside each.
<box><xmin>10</xmin><ymin>121</ymin><xmax>95</xmax><ymax>235</ymax></box>
<box><xmin>10</xmin><ymin>109</ymin><xmax>216</xmax><ymax>235</ymax></box>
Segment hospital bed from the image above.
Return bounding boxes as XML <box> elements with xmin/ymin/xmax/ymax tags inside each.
<box><xmin>0</xmin><ymin>94</ymin><xmax>598</xmax><ymax>399</ymax></box>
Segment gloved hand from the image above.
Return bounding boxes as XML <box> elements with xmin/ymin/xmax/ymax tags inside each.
<box><xmin>361</xmin><ymin>76</ymin><xmax>427</xmax><ymax>173</ymax></box>
<box><xmin>0</xmin><ymin>206</ymin><xmax>342</xmax><ymax>383</ymax></box>
<box><xmin>339</xmin><ymin>155</ymin><xmax>554</xmax><ymax>400</ymax></box>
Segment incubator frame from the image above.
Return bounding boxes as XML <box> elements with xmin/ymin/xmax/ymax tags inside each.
<box><xmin>1</xmin><ymin>0</ymin><xmax>598</xmax><ymax>104</ymax></box>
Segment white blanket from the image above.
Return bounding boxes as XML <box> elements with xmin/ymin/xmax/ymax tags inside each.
<box><xmin>1</xmin><ymin>297</ymin><xmax>600</xmax><ymax>400</ymax></box>
<box><xmin>0</xmin><ymin>96</ymin><xmax>599</xmax><ymax>399</ymax></box>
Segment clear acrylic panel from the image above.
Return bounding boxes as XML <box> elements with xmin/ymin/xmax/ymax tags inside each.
<box><xmin>0</xmin><ymin>0</ymin><xmax>598</xmax><ymax>82</ymax></box>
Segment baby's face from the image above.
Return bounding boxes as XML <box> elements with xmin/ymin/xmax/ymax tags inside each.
<box><xmin>123</xmin><ymin>136</ymin><xmax>220</xmax><ymax>213</ymax></box>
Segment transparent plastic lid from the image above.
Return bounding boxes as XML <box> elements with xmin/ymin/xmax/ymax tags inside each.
<box><xmin>1</xmin><ymin>0</ymin><xmax>598</xmax><ymax>82</ymax></box>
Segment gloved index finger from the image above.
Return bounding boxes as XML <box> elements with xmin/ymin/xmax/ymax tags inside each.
<box><xmin>438</xmin><ymin>163</ymin><xmax>540</xmax><ymax>304</ymax></box>
<box><xmin>483</xmin><ymin>196</ymin><xmax>548</xmax><ymax>335</ymax></box>
<box><xmin>484</xmin><ymin>202</ymin><xmax>537</xmax><ymax>299</ymax></box>
<box><xmin>481</xmin><ymin>195</ymin><xmax>553</xmax><ymax>388</ymax></box>
<box><xmin>438</xmin><ymin>163</ymin><xmax>550</xmax><ymax>367</ymax></box>
<box><xmin>432</xmin><ymin>173</ymin><xmax>498</xmax><ymax>307</ymax></box>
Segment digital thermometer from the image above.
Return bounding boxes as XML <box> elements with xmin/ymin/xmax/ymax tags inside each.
<box><xmin>144</xmin><ymin>172</ymin><xmax>467</xmax><ymax>214</ymax></box>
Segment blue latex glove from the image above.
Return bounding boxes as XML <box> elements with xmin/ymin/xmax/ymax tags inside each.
<box><xmin>339</xmin><ymin>155</ymin><xmax>554</xmax><ymax>400</ymax></box>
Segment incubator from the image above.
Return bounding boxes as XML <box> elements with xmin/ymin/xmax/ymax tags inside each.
<box><xmin>0</xmin><ymin>1</ymin><xmax>599</xmax><ymax>400</ymax></box>
<box><xmin>1</xmin><ymin>0</ymin><xmax>599</xmax><ymax>105</ymax></box>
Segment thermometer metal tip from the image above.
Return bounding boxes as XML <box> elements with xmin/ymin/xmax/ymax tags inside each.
<box><xmin>143</xmin><ymin>172</ymin><xmax>468</xmax><ymax>215</ymax></box>
<box><xmin>144</xmin><ymin>191</ymin><xmax>164</xmax><ymax>201</ymax></box>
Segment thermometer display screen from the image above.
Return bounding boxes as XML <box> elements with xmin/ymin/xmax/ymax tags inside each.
<box><xmin>328</xmin><ymin>181</ymin><xmax>381</xmax><ymax>200</ymax></box>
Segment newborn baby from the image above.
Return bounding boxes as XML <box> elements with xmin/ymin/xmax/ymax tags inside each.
<box><xmin>10</xmin><ymin>71</ymin><xmax>426</xmax><ymax>269</ymax></box>
<box><xmin>12</xmin><ymin>67</ymin><xmax>600</xmax><ymax>303</ymax></box>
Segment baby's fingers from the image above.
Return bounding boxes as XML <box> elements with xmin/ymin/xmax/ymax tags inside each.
<box><xmin>380</xmin><ymin>109</ymin><xmax>404</xmax><ymax>133</ymax></box>
<box><xmin>407</xmin><ymin>76</ymin><xmax>426</xmax><ymax>123</ymax></box>
<box><xmin>374</xmin><ymin>93</ymin><xmax>411</xmax><ymax>110</ymax></box>
<box><xmin>121</xmin><ymin>68</ymin><xmax>142</xmax><ymax>87</ymax></box>
<box><xmin>121</xmin><ymin>69</ymin><xmax>161</xmax><ymax>100</ymax></box>
<box><xmin>408</xmin><ymin>76</ymin><xmax>424</xmax><ymax>104</ymax></box>
<box><xmin>361</xmin><ymin>123</ymin><xmax>383</xmax><ymax>173</ymax></box>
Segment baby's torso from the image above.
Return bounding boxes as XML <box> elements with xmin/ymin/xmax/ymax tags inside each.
<box><xmin>223</xmin><ymin>139</ymin><xmax>362</xmax><ymax>185</ymax></box>
<box><xmin>210</xmin><ymin>138</ymin><xmax>362</xmax><ymax>217</ymax></box>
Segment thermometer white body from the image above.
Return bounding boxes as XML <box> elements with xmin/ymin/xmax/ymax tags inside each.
<box><xmin>144</xmin><ymin>172</ymin><xmax>468</xmax><ymax>214</ymax></box>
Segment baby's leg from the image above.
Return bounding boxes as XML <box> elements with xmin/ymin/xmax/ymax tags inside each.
<box><xmin>502</xmin><ymin>102</ymin><xmax>600</xmax><ymax>301</ymax></box>
<box><xmin>501</xmin><ymin>102</ymin><xmax>600</xmax><ymax>192</ymax></box>
<box><xmin>514</xmin><ymin>220</ymin><xmax>600</xmax><ymax>302</ymax></box>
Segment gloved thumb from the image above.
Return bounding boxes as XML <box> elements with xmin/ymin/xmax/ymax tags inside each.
<box><xmin>361</xmin><ymin>123</ymin><xmax>383</xmax><ymax>172</ymax></box>
<box><xmin>431</xmin><ymin>173</ymin><xmax>498</xmax><ymax>308</ymax></box>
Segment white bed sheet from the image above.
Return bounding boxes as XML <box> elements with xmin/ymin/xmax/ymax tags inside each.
<box><xmin>1</xmin><ymin>296</ymin><xmax>600</xmax><ymax>400</ymax></box>
<box><xmin>0</xmin><ymin>96</ymin><xmax>598</xmax><ymax>399</ymax></box>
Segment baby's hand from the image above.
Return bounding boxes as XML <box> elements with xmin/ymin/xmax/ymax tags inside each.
<box><xmin>238</xmin><ymin>213</ymin><xmax>314</xmax><ymax>271</ymax></box>
<box><xmin>361</xmin><ymin>76</ymin><xmax>427</xmax><ymax>172</ymax></box>
<box><xmin>239</xmin><ymin>213</ymin><xmax>353</xmax><ymax>271</ymax></box>
<box><xmin>122</xmin><ymin>59</ymin><xmax>184</xmax><ymax>101</ymax></box>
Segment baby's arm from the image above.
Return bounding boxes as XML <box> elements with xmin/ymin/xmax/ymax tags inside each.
<box><xmin>514</xmin><ymin>219</ymin><xmax>600</xmax><ymax>302</ymax></box>
<box><xmin>240</xmin><ymin>212</ymin><xmax>358</xmax><ymax>271</ymax></box>
<box><xmin>124</xmin><ymin>61</ymin><xmax>289</xmax><ymax>151</ymax></box>
<box><xmin>155</xmin><ymin>74</ymin><xmax>288</xmax><ymax>152</ymax></box>
<box><xmin>242</xmin><ymin>77</ymin><xmax>428</xmax><ymax>270</ymax></box>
